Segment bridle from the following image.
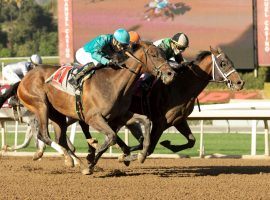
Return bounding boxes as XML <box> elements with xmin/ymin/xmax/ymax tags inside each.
<box><xmin>210</xmin><ymin>53</ymin><xmax>236</xmax><ymax>88</ymax></box>
<box><xmin>122</xmin><ymin>45</ymin><xmax>169</xmax><ymax>79</ymax></box>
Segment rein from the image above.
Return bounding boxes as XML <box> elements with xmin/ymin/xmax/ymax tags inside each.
<box><xmin>123</xmin><ymin>45</ymin><xmax>168</xmax><ymax>78</ymax></box>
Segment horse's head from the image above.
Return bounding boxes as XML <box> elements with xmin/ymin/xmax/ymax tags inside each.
<box><xmin>128</xmin><ymin>41</ymin><xmax>175</xmax><ymax>85</ymax></box>
<box><xmin>197</xmin><ymin>47</ymin><xmax>244</xmax><ymax>90</ymax></box>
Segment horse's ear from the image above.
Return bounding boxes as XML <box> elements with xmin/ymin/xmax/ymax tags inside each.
<box><xmin>210</xmin><ymin>46</ymin><xmax>218</xmax><ymax>54</ymax></box>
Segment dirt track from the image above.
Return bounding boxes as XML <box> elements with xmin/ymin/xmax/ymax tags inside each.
<box><xmin>0</xmin><ymin>156</ymin><xmax>270</xmax><ymax>199</ymax></box>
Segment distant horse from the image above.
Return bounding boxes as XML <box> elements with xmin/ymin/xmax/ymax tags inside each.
<box><xmin>0</xmin><ymin>106</ymin><xmax>46</xmax><ymax>154</ymax></box>
<box><xmin>1</xmin><ymin>115</ymin><xmax>90</xmax><ymax>162</ymax></box>
<box><xmin>121</xmin><ymin>47</ymin><xmax>244</xmax><ymax>160</ymax></box>
<box><xmin>144</xmin><ymin>1</ymin><xmax>175</xmax><ymax>21</ymax></box>
<box><xmin>17</xmin><ymin>42</ymin><xmax>175</xmax><ymax>175</ymax></box>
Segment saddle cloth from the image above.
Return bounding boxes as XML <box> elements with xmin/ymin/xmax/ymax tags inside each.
<box><xmin>46</xmin><ymin>65</ymin><xmax>78</xmax><ymax>96</ymax></box>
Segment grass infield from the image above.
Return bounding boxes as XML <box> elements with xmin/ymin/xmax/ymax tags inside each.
<box><xmin>1</xmin><ymin>132</ymin><xmax>266</xmax><ymax>157</ymax></box>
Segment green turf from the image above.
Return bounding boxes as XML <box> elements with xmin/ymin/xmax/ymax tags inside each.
<box><xmin>1</xmin><ymin>132</ymin><xmax>266</xmax><ymax>157</ymax></box>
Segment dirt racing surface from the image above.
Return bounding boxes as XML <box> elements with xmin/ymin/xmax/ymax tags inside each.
<box><xmin>0</xmin><ymin>156</ymin><xmax>270</xmax><ymax>200</ymax></box>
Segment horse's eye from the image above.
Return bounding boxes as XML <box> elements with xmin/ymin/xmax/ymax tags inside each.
<box><xmin>151</xmin><ymin>53</ymin><xmax>157</xmax><ymax>58</ymax></box>
<box><xmin>220</xmin><ymin>61</ymin><xmax>227</xmax><ymax>68</ymax></box>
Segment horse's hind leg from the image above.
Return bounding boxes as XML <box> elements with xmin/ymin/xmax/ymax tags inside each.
<box><xmin>31</xmin><ymin>103</ymin><xmax>74</xmax><ymax>167</ymax></box>
<box><xmin>50</xmin><ymin>116</ymin><xmax>75</xmax><ymax>168</ymax></box>
<box><xmin>78</xmin><ymin>120</ymin><xmax>96</xmax><ymax>165</ymax></box>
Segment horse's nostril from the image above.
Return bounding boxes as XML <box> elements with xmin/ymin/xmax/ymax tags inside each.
<box><xmin>237</xmin><ymin>80</ymin><xmax>244</xmax><ymax>85</ymax></box>
<box><xmin>167</xmin><ymin>72</ymin><xmax>172</xmax><ymax>76</ymax></box>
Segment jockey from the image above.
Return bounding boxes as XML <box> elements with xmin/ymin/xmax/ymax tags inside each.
<box><xmin>0</xmin><ymin>54</ymin><xmax>42</xmax><ymax>108</ymax></box>
<box><xmin>70</xmin><ymin>28</ymin><xmax>130</xmax><ymax>87</ymax></box>
<box><xmin>138</xmin><ymin>32</ymin><xmax>189</xmax><ymax>92</ymax></box>
<box><xmin>129</xmin><ymin>31</ymin><xmax>141</xmax><ymax>51</ymax></box>
<box><xmin>153</xmin><ymin>32</ymin><xmax>189</xmax><ymax>63</ymax></box>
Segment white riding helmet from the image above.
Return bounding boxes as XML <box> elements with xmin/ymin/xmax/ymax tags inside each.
<box><xmin>171</xmin><ymin>32</ymin><xmax>189</xmax><ymax>49</ymax></box>
<box><xmin>30</xmin><ymin>54</ymin><xmax>42</xmax><ymax>65</ymax></box>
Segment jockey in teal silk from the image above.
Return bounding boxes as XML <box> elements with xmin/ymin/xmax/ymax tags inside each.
<box><xmin>71</xmin><ymin>28</ymin><xmax>130</xmax><ymax>88</ymax></box>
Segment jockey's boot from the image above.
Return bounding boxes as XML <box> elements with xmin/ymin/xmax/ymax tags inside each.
<box><xmin>0</xmin><ymin>82</ymin><xmax>20</xmax><ymax>108</ymax></box>
<box><xmin>69</xmin><ymin>63</ymin><xmax>94</xmax><ymax>89</ymax></box>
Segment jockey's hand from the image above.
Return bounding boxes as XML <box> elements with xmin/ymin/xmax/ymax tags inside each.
<box><xmin>108</xmin><ymin>59</ymin><xmax>118</xmax><ymax>66</ymax></box>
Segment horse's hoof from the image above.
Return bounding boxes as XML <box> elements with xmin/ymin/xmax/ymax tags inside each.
<box><xmin>160</xmin><ymin>140</ymin><xmax>171</xmax><ymax>148</ymax></box>
<box><xmin>81</xmin><ymin>168</ymin><xmax>93</xmax><ymax>175</ymax></box>
<box><xmin>33</xmin><ymin>151</ymin><xmax>43</xmax><ymax>161</ymax></box>
<box><xmin>138</xmin><ymin>153</ymin><xmax>146</xmax><ymax>164</ymax></box>
<box><xmin>64</xmin><ymin>155</ymin><xmax>74</xmax><ymax>168</ymax></box>
<box><xmin>118</xmin><ymin>154</ymin><xmax>125</xmax><ymax>162</ymax></box>
<box><xmin>123</xmin><ymin>160</ymin><xmax>130</xmax><ymax>167</ymax></box>
<box><xmin>118</xmin><ymin>154</ymin><xmax>131</xmax><ymax>166</ymax></box>
<box><xmin>123</xmin><ymin>154</ymin><xmax>138</xmax><ymax>162</ymax></box>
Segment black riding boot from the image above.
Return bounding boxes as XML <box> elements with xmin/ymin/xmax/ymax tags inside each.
<box><xmin>69</xmin><ymin>63</ymin><xmax>94</xmax><ymax>88</ymax></box>
<box><xmin>0</xmin><ymin>82</ymin><xmax>20</xmax><ymax>108</ymax></box>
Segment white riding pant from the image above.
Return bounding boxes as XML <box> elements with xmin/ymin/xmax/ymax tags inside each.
<box><xmin>75</xmin><ymin>48</ymin><xmax>99</xmax><ymax>66</ymax></box>
<box><xmin>2</xmin><ymin>68</ymin><xmax>21</xmax><ymax>85</ymax></box>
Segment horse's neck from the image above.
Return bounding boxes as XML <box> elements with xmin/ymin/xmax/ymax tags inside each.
<box><xmin>151</xmin><ymin>65</ymin><xmax>210</xmax><ymax>107</ymax></box>
<box><xmin>92</xmin><ymin>64</ymin><xmax>142</xmax><ymax>97</ymax></box>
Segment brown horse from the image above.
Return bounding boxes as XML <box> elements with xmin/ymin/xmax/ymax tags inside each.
<box><xmin>17</xmin><ymin>42</ymin><xmax>175</xmax><ymax>174</ymax></box>
<box><xmin>120</xmin><ymin>47</ymin><xmax>244</xmax><ymax>160</ymax></box>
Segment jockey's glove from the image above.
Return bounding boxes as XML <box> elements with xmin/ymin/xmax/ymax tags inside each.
<box><xmin>108</xmin><ymin>59</ymin><xmax>118</xmax><ymax>66</ymax></box>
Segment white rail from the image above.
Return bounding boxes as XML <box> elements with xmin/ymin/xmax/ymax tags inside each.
<box><xmin>189</xmin><ymin>101</ymin><xmax>270</xmax><ymax>157</ymax></box>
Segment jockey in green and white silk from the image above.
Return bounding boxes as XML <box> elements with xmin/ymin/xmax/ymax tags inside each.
<box><xmin>154</xmin><ymin>32</ymin><xmax>189</xmax><ymax>64</ymax></box>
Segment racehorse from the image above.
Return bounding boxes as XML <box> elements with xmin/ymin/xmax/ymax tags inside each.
<box><xmin>17</xmin><ymin>41</ymin><xmax>175</xmax><ymax>175</ymax></box>
<box><xmin>0</xmin><ymin>106</ymin><xmax>46</xmax><ymax>154</ymax></box>
<box><xmin>121</xmin><ymin>47</ymin><xmax>244</xmax><ymax>160</ymax></box>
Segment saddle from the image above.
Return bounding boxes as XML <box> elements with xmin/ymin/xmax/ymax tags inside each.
<box><xmin>45</xmin><ymin>63</ymin><xmax>98</xmax><ymax>120</ymax></box>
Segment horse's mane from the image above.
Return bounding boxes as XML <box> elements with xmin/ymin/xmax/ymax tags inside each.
<box><xmin>195</xmin><ymin>51</ymin><xmax>211</xmax><ymax>62</ymax></box>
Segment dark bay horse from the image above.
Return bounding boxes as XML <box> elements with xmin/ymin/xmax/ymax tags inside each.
<box><xmin>121</xmin><ymin>47</ymin><xmax>244</xmax><ymax>160</ymax></box>
<box><xmin>17</xmin><ymin>42</ymin><xmax>175</xmax><ymax>174</ymax></box>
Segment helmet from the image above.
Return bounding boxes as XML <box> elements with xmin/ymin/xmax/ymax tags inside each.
<box><xmin>30</xmin><ymin>54</ymin><xmax>42</xmax><ymax>64</ymax></box>
<box><xmin>171</xmin><ymin>32</ymin><xmax>189</xmax><ymax>49</ymax></box>
<box><xmin>113</xmin><ymin>28</ymin><xmax>130</xmax><ymax>44</ymax></box>
<box><xmin>129</xmin><ymin>31</ymin><xmax>141</xmax><ymax>44</ymax></box>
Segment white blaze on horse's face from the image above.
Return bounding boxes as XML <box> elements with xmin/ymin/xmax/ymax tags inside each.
<box><xmin>211</xmin><ymin>50</ymin><xmax>244</xmax><ymax>90</ymax></box>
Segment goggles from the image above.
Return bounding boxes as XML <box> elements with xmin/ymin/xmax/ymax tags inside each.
<box><xmin>171</xmin><ymin>40</ymin><xmax>187</xmax><ymax>52</ymax></box>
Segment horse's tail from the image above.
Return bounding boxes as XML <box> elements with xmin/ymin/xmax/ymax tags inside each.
<box><xmin>0</xmin><ymin>82</ymin><xmax>20</xmax><ymax>108</ymax></box>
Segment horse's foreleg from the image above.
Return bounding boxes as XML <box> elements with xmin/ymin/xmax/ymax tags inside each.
<box><xmin>160</xmin><ymin>120</ymin><xmax>196</xmax><ymax>153</ymax></box>
<box><xmin>146</xmin><ymin>122</ymin><xmax>166</xmax><ymax>155</ymax></box>
<box><xmin>50</xmin><ymin>117</ymin><xmax>78</xmax><ymax>168</ymax></box>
